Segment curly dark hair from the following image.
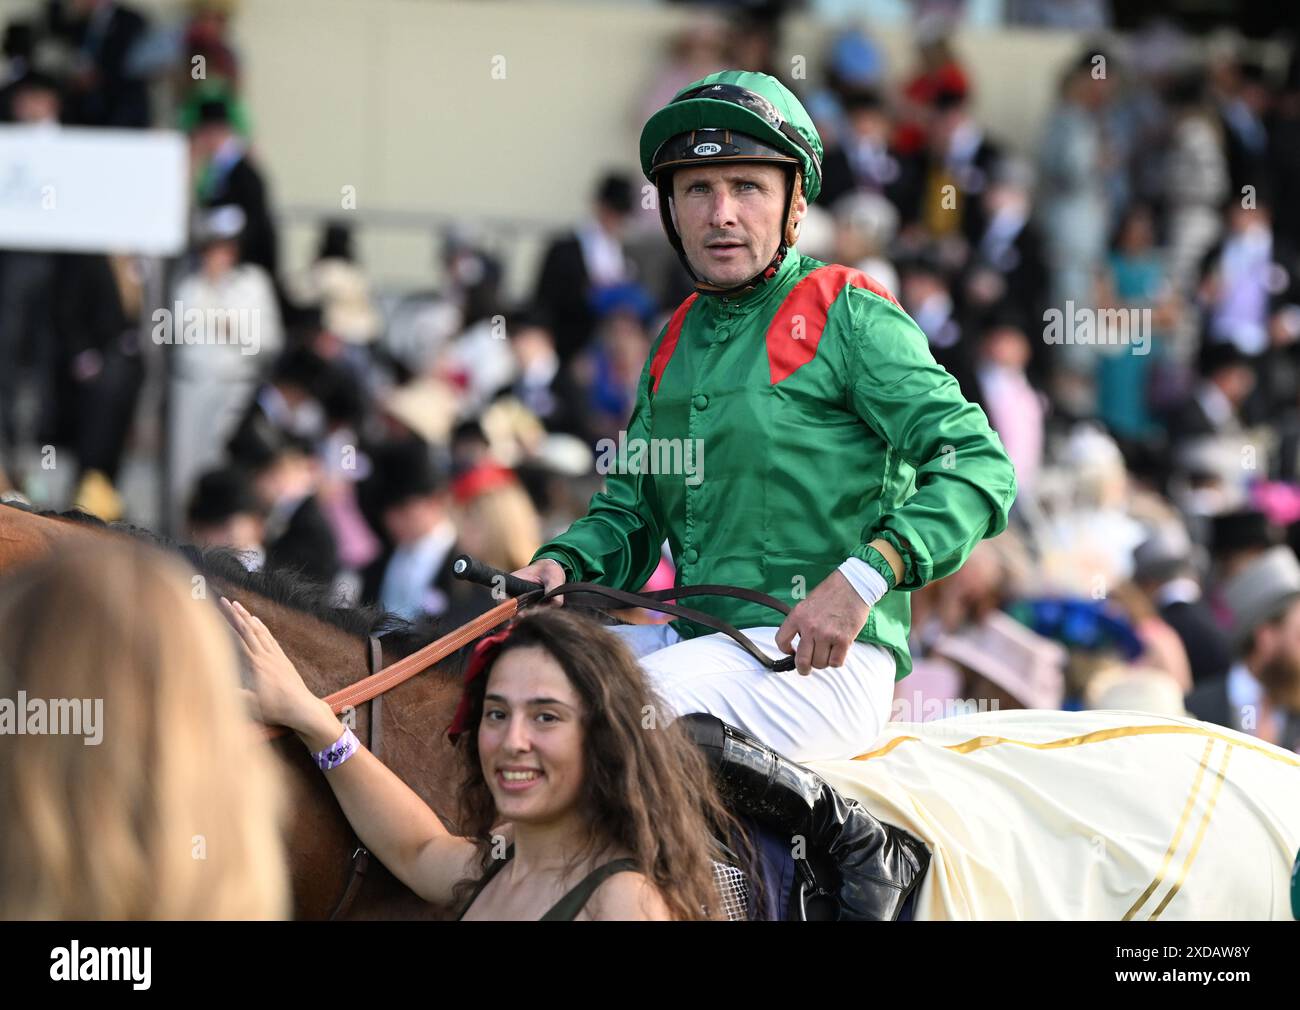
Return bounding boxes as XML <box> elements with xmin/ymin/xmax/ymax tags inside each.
<box><xmin>450</xmin><ymin>608</ymin><xmax>746</xmax><ymax>920</ymax></box>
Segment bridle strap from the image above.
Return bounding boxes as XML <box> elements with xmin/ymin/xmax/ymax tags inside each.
<box><xmin>367</xmin><ymin>635</ymin><xmax>385</xmax><ymax>762</ymax></box>
<box><xmin>327</xmin><ymin>634</ymin><xmax>387</xmax><ymax>921</ymax></box>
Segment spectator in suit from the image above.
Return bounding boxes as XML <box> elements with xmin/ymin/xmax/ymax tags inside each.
<box><xmin>492</xmin><ymin>308</ymin><xmax>589</xmax><ymax>440</ymax></box>
<box><xmin>1167</xmin><ymin>340</ymin><xmax>1255</xmax><ymax>441</ymax></box>
<box><xmin>911</xmin><ymin>83</ymin><xmax>1004</xmax><ymax>244</ymax></box>
<box><xmin>817</xmin><ymin>89</ymin><xmax>905</xmax><ymax>210</ymax></box>
<box><xmin>51</xmin><ymin>252</ymin><xmax>146</xmax><ymax>520</ymax></box>
<box><xmin>1132</xmin><ymin>525</ymin><xmax>1232</xmax><ymax>689</ymax></box>
<box><xmin>533</xmin><ymin>172</ymin><xmax>635</xmax><ymax>365</ymax></box>
<box><xmin>359</xmin><ymin>439</ymin><xmax>480</xmax><ymax>624</ymax></box>
<box><xmin>186</xmin><ymin>465</ymin><xmax>265</xmax><ymax>568</ymax></box>
<box><xmin>1187</xmin><ymin>545</ymin><xmax>1300</xmax><ymax>752</ymax></box>
<box><xmin>189</xmin><ymin>96</ymin><xmax>280</xmax><ymax>284</ymax></box>
<box><xmin>0</xmin><ymin>70</ymin><xmax>62</xmax><ymax>475</ymax></box>
<box><xmin>1269</xmin><ymin>50</ymin><xmax>1300</xmax><ymax>254</ymax></box>
<box><xmin>226</xmin><ymin>347</ymin><xmax>328</xmax><ymax>473</ymax></box>
<box><xmin>960</xmin><ymin>158</ymin><xmax>1052</xmax><ymax>388</ymax></box>
<box><xmin>0</xmin><ymin>21</ymin><xmax>37</xmax><ymax>122</ymax></box>
<box><xmin>243</xmin><ymin>428</ymin><xmax>339</xmax><ymax>588</ymax></box>
<box><xmin>46</xmin><ymin>0</ymin><xmax>151</xmax><ymax>128</ymax></box>
<box><xmin>899</xmin><ymin>249</ymin><xmax>980</xmax><ymax>405</ymax></box>
<box><xmin>1208</xmin><ymin>508</ymin><xmax>1277</xmax><ymax>583</ymax></box>
<box><xmin>1216</xmin><ymin>58</ymin><xmax>1273</xmax><ymax>201</ymax></box>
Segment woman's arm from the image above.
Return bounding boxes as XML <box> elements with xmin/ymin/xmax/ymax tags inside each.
<box><xmin>221</xmin><ymin>597</ymin><xmax>479</xmax><ymax>906</ymax></box>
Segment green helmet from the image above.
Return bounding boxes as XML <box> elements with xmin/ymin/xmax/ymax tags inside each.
<box><xmin>639</xmin><ymin>70</ymin><xmax>824</xmax><ymax>296</ymax></box>
<box><xmin>640</xmin><ymin>70</ymin><xmax>824</xmax><ymax>202</ymax></box>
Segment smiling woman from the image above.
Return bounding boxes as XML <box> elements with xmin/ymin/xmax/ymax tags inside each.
<box><xmin>448</xmin><ymin>609</ymin><xmax>741</xmax><ymax>921</ymax></box>
<box><xmin>226</xmin><ymin>597</ymin><xmax>741</xmax><ymax>920</ymax></box>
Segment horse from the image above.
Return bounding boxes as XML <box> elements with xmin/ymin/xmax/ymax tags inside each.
<box><xmin>4</xmin><ymin>500</ymin><xmax>1298</xmax><ymax>920</ymax></box>
<box><xmin>0</xmin><ymin>499</ymin><xmax>469</xmax><ymax>920</ymax></box>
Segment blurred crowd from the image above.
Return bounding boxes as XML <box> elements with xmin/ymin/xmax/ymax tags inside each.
<box><xmin>2</xmin><ymin>2</ymin><xmax>1300</xmax><ymax>753</ymax></box>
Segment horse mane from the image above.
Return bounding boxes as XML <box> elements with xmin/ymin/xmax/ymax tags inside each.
<box><xmin>0</xmin><ymin>499</ymin><xmax>444</xmax><ymax>662</ymax></box>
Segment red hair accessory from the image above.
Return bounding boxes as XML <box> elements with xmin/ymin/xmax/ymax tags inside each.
<box><xmin>451</xmin><ymin>463</ymin><xmax>517</xmax><ymax>505</ymax></box>
<box><xmin>446</xmin><ymin>624</ymin><xmax>516</xmax><ymax>743</ymax></box>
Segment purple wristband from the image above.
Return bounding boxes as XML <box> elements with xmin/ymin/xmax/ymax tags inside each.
<box><xmin>313</xmin><ymin>726</ymin><xmax>360</xmax><ymax>772</ymax></box>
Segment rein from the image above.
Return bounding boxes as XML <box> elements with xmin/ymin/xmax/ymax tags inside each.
<box><xmin>258</xmin><ymin>596</ymin><xmax>522</xmax><ymax>742</ymax></box>
<box><xmin>259</xmin><ymin>565</ymin><xmax>795</xmax><ymax>743</ymax></box>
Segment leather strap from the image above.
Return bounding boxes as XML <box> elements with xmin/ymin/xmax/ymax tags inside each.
<box><xmin>327</xmin><ymin>634</ymin><xmax>386</xmax><ymax>921</ymax></box>
<box><xmin>327</xmin><ymin>846</ymin><xmax>370</xmax><ymax>922</ymax></box>
<box><xmin>260</xmin><ymin>596</ymin><xmax>522</xmax><ymax>742</ymax></box>
<box><xmin>545</xmin><ymin>581</ymin><xmax>797</xmax><ymax>673</ymax></box>
<box><xmin>368</xmin><ymin>635</ymin><xmax>385</xmax><ymax>762</ymax></box>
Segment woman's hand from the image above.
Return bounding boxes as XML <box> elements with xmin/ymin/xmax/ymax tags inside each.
<box><xmin>220</xmin><ymin>597</ymin><xmax>326</xmax><ymax>735</ymax></box>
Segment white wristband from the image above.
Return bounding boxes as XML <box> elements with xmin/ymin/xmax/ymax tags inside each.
<box><xmin>838</xmin><ymin>557</ymin><xmax>889</xmax><ymax>607</ymax></box>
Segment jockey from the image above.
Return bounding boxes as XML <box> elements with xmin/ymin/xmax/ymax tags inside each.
<box><xmin>516</xmin><ymin>68</ymin><xmax>1016</xmax><ymax>761</ymax></box>
<box><xmin>512</xmin><ymin>70</ymin><xmax>1015</xmax><ymax>916</ymax></box>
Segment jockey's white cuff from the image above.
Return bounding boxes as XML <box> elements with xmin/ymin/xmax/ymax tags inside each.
<box><xmin>838</xmin><ymin>557</ymin><xmax>889</xmax><ymax>608</ymax></box>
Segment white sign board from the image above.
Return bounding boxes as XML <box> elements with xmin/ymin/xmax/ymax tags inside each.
<box><xmin>0</xmin><ymin>125</ymin><xmax>189</xmax><ymax>256</ymax></box>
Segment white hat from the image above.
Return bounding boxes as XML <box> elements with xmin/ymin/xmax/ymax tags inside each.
<box><xmin>1223</xmin><ymin>545</ymin><xmax>1300</xmax><ymax>648</ymax></box>
<box><xmin>1085</xmin><ymin>667</ymin><xmax>1190</xmax><ymax>718</ymax></box>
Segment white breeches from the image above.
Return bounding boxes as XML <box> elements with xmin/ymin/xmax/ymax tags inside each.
<box><xmin>608</xmin><ymin>623</ymin><xmax>898</xmax><ymax>763</ymax></box>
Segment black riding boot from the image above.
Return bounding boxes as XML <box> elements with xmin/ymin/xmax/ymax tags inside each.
<box><xmin>681</xmin><ymin>713</ymin><xmax>930</xmax><ymax>921</ymax></box>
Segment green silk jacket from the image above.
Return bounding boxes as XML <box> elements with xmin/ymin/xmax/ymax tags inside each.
<box><xmin>533</xmin><ymin>250</ymin><xmax>1017</xmax><ymax>679</ymax></box>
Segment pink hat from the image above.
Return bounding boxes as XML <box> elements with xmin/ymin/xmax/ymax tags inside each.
<box><xmin>932</xmin><ymin>610</ymin><xmax>1067</xmax><ymax>710</ymax></box>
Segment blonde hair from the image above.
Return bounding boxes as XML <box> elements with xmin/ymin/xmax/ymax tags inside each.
<box><xmin>456</xmin><ymin>482</ymin><xmax>543</xmax><ymax>574</ymax></box>
<box><xmin>0</xmin><ymin>541</ymin><xmax>289</xmax><ymax>920</ymax></box>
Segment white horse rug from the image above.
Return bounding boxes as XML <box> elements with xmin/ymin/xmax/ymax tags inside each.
<box><xmin>807</xmin><ymin>709</ymin><xmax>1300</xmax><ymax>920</ymax></box>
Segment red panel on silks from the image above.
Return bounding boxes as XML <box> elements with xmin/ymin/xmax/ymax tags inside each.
<box><xmin>765</xmin><ymin>264</ymin><xmax>901</xmax><ymax>385</ymax></box>
<box><xmin>649</xmin><ymin>292</ymin><xmax>699</xmax><ymax>393</ymax></box>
